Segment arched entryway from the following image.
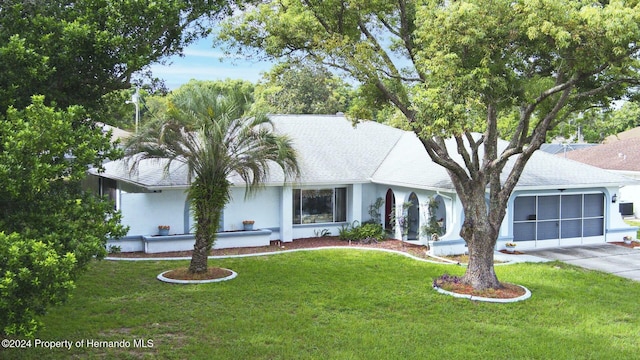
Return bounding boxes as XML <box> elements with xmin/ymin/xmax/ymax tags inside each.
<box><xmin>384</xmin><ymin>189</ymin><xmax>395</xmax><ymax>231</ymax></box>
<box><xmin>432</xmin><ymin>195</ymin><xmax>446</xmax><ymax>235</ymax></box>
<box><xmin>407</xmin><ymin>192</ymin><xmax>420</xmax><ymax>240</ymax></box>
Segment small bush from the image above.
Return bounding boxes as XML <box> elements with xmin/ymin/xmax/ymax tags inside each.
<box><xmin>107</xmin><ymin>245</ymin><xmax>122</xmax><ymax>254</ymax></box>
<box><xmin>338</xmin><ymin>221</ymin><xmax>385</xmax><ymax>242</ymax></box>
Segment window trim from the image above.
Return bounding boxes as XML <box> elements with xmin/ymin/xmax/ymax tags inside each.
<box><xmin>292</xmin><ymin>187</ymin><xmax>348</xmax><ymax>225</ymax></box>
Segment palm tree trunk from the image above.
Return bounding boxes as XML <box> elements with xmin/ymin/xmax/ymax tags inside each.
<box><xmin>189</xmin><ymin>221</ymin><xmax>212</xmax><ymax>273</ymax></box>
<box><xmin>188</xmin><ymin>180</ymin><xmax>227</xmax><ymax>274</ymax></box>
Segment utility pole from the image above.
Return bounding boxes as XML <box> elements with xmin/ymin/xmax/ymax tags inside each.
<box><xmin>126</xmin><ymin>87</ymin><xmax>140</xmax><ymax>133</ymax></box>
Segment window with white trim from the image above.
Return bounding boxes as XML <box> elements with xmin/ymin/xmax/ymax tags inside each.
<box><xmin>293</xmin><ymin>188</ymin><xmax>347</xmax><ymax>224</ymax></box>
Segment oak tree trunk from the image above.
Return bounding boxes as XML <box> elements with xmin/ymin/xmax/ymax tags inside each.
<box><xmin>458</xmin><ymin>185</ymin><xmax>503</xmax><ymax>290</ymax></box>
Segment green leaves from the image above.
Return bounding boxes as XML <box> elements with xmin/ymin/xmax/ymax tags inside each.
<box><xmin>0</xmin><ymin>0</ymin><xmax>228</xmax><ymax>112</ymax></box>
<box><xmin>0</xmin><ymin>97</ymin><xmax>116</xmax><ymax>199</ymax></box>
<box><xmin>0</xmin><ymin>232</ymin><xmax>77</xmax><ymax>337</ymax></box>
<box><xmin>253</xmin><ymin>62</ymin><xmax>353</xmax><ymax>115</ymax></box>
<box><xmin>0</xmin><ymin>97</ymin><xmax>127</xmax><ymax>337</ymax></box>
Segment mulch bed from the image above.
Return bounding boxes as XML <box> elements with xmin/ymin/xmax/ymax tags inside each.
<box><xmin>498</xmin><ymin>250</ymin><xmax>526</xmax><ymax>255</ymax></box>
<box><xmin>162</xmin><ymin>267</ymin><xmax>232</xmax><ymax>280</ymax></box>
<box><xmin>435</xmin><ymin>281</ymin><xmax>526</xmax><ymax>299</ymax></box>
<box><xmin>108</xmin><ymin>237</ymin><xmax>431</xmax><ymax>259</ymax></box>
<box><xmin>611</xmin><ymin>241</ymin><xmax>640</xmax><ymax>249</ymax></box>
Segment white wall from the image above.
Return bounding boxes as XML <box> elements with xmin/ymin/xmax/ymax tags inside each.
<box><xmin>221</xmin><ymin>186</ymin><xmax>281</xmax><ymax>232</ymax></box>
<box><xmin>120</xmin><ymin>189</ymin><xmax>189</xmax><ymax>236</ymax></box>
<box><xmin>620</xmin><ymin>184</ymin><xmax>640</xmax><ymax>218</ymax></box>
<box><xmin>360</xmin><ymin>183</ymin><xmax>381</xmax><ymax>223</ymax></box>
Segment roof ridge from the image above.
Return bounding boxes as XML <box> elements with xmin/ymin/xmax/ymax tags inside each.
<box><xmin>370</xmin><ymin>130</ymin><xmax>414</xmax><ymax>180</ymax></box>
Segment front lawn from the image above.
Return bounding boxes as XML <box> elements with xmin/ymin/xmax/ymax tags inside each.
<box><xmin>624</xmin><ymin>219</ymin><xmax>640</xmax><ymax>238</ymax></box>
<box><xmin>3</xmin><ymin>250</ymin><xmax>640</xmax><ymax>359</ymax></box>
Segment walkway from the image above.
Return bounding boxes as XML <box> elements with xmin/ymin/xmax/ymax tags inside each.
<box><xmin>526</xmin><ymin>243</ymin><xmax>640</xmax><ymax>282</ymax></box>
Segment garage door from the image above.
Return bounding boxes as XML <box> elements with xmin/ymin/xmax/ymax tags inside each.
<box><xmin>513</xmin><ymin>193</ymin><xmax>604</xmax><ymax>243</ymax></box>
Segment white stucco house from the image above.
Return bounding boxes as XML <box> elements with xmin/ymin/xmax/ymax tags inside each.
<box><xmin>89</xmin><ymin>115</ymin><xmax>638</xmax><ymax>255</ymax></box>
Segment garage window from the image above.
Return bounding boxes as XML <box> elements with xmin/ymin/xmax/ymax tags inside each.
<box><xmin>513</xmin><ymin>193</ymin><xmax>604</xmax><ymax>242</ymax></box>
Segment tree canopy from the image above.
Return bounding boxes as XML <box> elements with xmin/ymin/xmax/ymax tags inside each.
<box><xmin>253</xmin><ymin>61</ymin><xmax>353</xmax><ymax>114</ymax></box>
<box><xmin>220</xmin><ymin>0</ymin><xmax>640</xmax><ymax>289</ymax></box>
<box><xmin>0</xmin><ymin>97</ymin><xmax>127</xmax><ymax>336</ymax></box>
<box><xmin>549</xmin><ymin>102</ymin><xmax>640</xmax><ymax>143</ymax></box>
<box><xmin>0</xmin><ymin>0</ymin><xmax>228</xmax><ymax>113</ymax></box>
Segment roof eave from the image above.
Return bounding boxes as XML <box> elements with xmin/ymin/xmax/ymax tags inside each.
<box><xmin>370</xmin><ymin>179</ymin><xmax>456</xmax><ymax>193</ymax></box>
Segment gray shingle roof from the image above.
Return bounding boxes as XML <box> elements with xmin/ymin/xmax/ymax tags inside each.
<box><xmin>91</xmin><ymin>115</ymin><xmax>635</xmax><ymax>191</ymax></box>
<box><xmin>268</xmin><ymin>115</ymin><xmax>404</xmax><ymax>185</ymax></box>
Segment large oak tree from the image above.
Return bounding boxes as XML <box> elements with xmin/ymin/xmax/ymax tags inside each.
<box><xmin>220</xmin><ymin>0</ymin><xmax>640</xmax><ymax>289</ymax></box>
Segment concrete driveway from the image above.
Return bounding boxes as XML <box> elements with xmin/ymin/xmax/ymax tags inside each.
<box><xmin>526</xmin><ymin>243</ymin><xmax>640</xmax><ymax>282</ymax></box>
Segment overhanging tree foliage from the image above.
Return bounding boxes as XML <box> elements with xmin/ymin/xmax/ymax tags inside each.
<box><xmin>0</xmin><ymin>0</ymin><xmax>228</xmax><ymax>112</ymax></box>
<box><xmin>0</xmin><ymin>97</ymin><xmax>127</xmax><ymax>336</ymax></box>
<box><xmin>0</xmin><ymin>0</ymin><xmax>232</xmax><ymax>336</ymax></box>
<box><xmin>220</xmin><ymin>0</ymin><xmax>640</xmax><ymax>289</ymax></box>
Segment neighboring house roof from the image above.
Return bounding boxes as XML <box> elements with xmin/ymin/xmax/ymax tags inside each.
<box><xmin>97</xmin><ymin>122</ymin><xmax>132</xmax><ymax>144</ymax></box>
<box><xmin>539</xmin><ymin>143</ymin><xmax>596</xmax><ymax>155</ymax></box>
<box><xmin>561</xmin><ymin>137</ymin><xmax>640</xmax><ymax>173</ymax></box>
<box><xmin>90</xmin><ymin>114</ymin><xmax>635</xmax><ymax>191</ymax></box>
<box><xmin>604</xmin><ymin>126</ymin><xmax>640</xmax><ymax>143</ymax></box>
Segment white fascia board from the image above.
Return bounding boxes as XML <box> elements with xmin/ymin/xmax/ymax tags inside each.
<box><xmin>512</xmin><ymin>183</ymin><xmax>627</xmax><ymax>191</ymax></box>
<box><xmin>370</xmin><ymin>179</ymin><xmax>455</xmax><ymax>193</ymax></box>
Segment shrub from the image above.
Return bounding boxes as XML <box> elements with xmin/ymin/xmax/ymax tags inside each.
<box><xmin>338</xmin><ymin>221</ymin><xmax>385</xmax><ymax>242</ymax></box>
<box><xmin>108</xmin><ymin>245</ymin><xmax>122</xmax><ymax>254</ymax></box>
<box><xmin>357</xmin><ymin>223</ymin><xmax>386</xmax><ymax>242</ymax></box>
<box><xmin>0</xmin><ymin>232</ymin><xmax>77</xmax><ymax>337</ymax></box>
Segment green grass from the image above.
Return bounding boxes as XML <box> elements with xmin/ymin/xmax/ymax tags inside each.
<box><xmin>3</xmin><ymin>250</ymin><xmax>640</xmax><ymax>359</ymax></box>
<box><xmin>624</xmin><ymin>219</ymin><xmax>640</xmax><ymax>238</ymax></box>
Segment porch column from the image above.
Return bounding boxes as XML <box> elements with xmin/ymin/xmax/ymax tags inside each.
<box><xmin>280</xmin><ymin>186</ymin><xmax>294</xmax><ymax>242</ymax></box>
<box><xmin>351</xmin><ymin>184</ymin><xmax>363</xmax><ymax>224</ymax></box>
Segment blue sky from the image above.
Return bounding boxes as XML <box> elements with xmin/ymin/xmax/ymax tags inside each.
<box><xmin>148</xmin><ymin>36</ymin><xmax>274</xmax><ymax>90</ymax></box>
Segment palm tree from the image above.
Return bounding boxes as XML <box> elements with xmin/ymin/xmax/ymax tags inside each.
<box><xmin>126</xmin><ymin>87</ymin><xmax>299</xmax><ymax>273</ymax></box>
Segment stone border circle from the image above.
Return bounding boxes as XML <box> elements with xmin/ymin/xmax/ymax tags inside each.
<box><xmin>157</xmin><ymin>269</ymin><xmax>237</xmax><ymax>284</ymax></box>
<box><xmin>433</xmin><ymin>284</ymin><xmax>531</xmax><ymax>303</ymax></box>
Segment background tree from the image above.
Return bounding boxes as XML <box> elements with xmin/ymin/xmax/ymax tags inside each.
<box><xmin>126</xmin><ymin>84</ymin><xmax>299</xmax><ymax>273</ymax></box>
<box><xmin>549</xmin><ymin>102</ymin><xmax>640</xmax><ymax>143</ymax></box>
<box><xmin>253</xmin><ymin>61</ymin><xmax>353</xmax><ymax>114</ymax></box>
<box><xmin>220</xmin><ymin>0</ymin><xmax>640</xmax><ymax>290</ymax></box>
<box><xmin>138</xmin><ymin>79</ymin><xmax>256</xmax><ymax>131</ymax></box>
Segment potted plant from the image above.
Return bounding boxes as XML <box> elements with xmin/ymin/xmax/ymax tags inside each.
<box><xmin>505</xmin><ymin>242</ymin><xmax>517</xmax><ymax>253</ymax></box>
<box><xmin>158</xmin><ymin>225</ymin><xmax>170</xmax><ymax>236</ymax></box>
<box><xmin>242</xmin><ymin>220</ymin><xmax>255</xmax><ymax>231</ymax></box>
<box><xmin>623</xmin><ymin>235</ymin><xmax>633</xmax><ymax>245</ymax></box>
